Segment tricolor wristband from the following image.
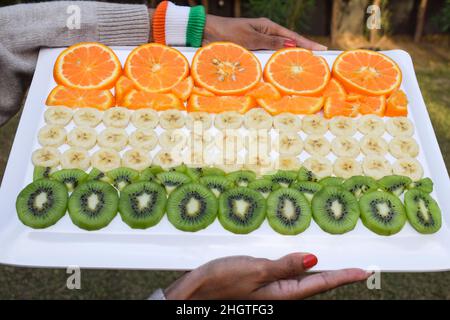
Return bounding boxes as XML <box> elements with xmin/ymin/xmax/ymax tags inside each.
<box><xmin>153</xmin><ymin>1</ymin><xmax>206</xmax><ymax>47</ymax></box>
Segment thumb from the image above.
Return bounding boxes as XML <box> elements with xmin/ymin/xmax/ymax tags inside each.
<box><xmin>264</xmin><ymin>253</ymin><xmax>317</xmax><ymax>281</ymax></box>
<box><xmin>249</xmin><ymin>33</ymin><xmax>289</xmax><ymax>50</ymax></box>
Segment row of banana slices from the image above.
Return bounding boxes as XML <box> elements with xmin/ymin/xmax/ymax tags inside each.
<box><xmin>44</xmin><ymin>106</ymin><xmax>415</xmax><ymax>137</ymax></box>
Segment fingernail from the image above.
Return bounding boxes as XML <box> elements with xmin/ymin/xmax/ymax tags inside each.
<box><xmin>315</xmin><ymin>44</ymin><xmax>328</xmax><ymax>51</ymax></box>
<box><xmin>303</xmin><ymin>254</ymin><xmax>318</xmax><ymax>269</ymax></box>
<box><xmin>284</xmin><ymin>39</ymin><xmax>296</xmax><ymax>48</ymax></box>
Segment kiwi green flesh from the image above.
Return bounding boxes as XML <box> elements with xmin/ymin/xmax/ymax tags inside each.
<box><xmin>88</xmin><ymin>168</ymin><xmax>111</xmax><ymax>183</ymax></box>
<box><xmin>185</xmin><ymin>167</ymin><xmax>203</xmax><ymax>181</ymax></box>
<box><xmin>51</xmin><ymin>169</ymin><xmax>88</xmax><ymax>192</ymax></box>
<box><xmin>290</xmin><ymin>181</ymin><xmax>323</xmax><ymax>202</ymax></box>
<box><xmin>378</xmin><ymin>175</ymin><xmax>412</xmax><ymax>197</ymax></box>
<box><xmin>33</xmin><ymin>166</ymin><xmax>57</xmax><ymax>181</ymax></box>
<box><xmin>267</xmin><ymin>188</ymin><xmax>311</xmax><ymax>235</ymax></box>
<box><xmin>248</xmin><ymin>179</ymin><xmax>280</xmax><ymax>198</ymax></box>
<box><xmin>119</xmin><ymin>182</ymin><xmax>167</xmax><ymax>229</ymax></box>
<box><xmin>404</xmin><ymin>189</ymin><xmax>441</xmax><ymax>234</ymax></box>
<box><xmin>202</xmin><ymin>167</ymin><xmax>226</xmax><ymax>176</ymax></box>
<box><xmin>218</xmin><ymin>188</ymin><xmax>266</xmax><ymax>234</ymax></box>
<box><xmin>107</xmin><ymin>167</ymin><xmax>139</xmax><ymax>191</ymax></box>
<box><xmin>226</xmin><ymin>170</ymin><xmax>256</xmax><ymax>187</ymax></box>
<box><xmin>264</xmin><ymin>170</ymin><xmax>298</xmax><ymax>188</ymax></box>
<box><xmin>16</xmin><ymin>179</ymin><xmax>68</xmax><ymax>229</ymax></box>
<box><xmin>297</xmin><ymin>167</ymin><xmax>318</xmax><ymax>182</ymax></box>
<box><xmin>157</xmin><ymin>171</ymin><xmax>192</xmax><ymax>194</ymax></box>
<box><xmin>68</xmin><ymin>181</ymin><xmax>119</xmax><ymax>231</ymax></box>
<box><xmin>319</xmin><ymin>177</ymin><xmax>344</xmax><ymax>187</ymax></box>
<box><xmin>166</xmin><ymin>183</ymin><xmax>217</xmax><ymax>232</ymax></box>
<box><xmin>359</xmin><ymin>191</ymin><xmax>406</xmax><ymax>236</ymax></box>
<box><xmin>139</xmin><ymin>168</ymin><xmax>156</xmax><ymax>182</ymax></box>
<box><xmin>408</xmin><ymin>178</ymin><xmax>434</xmax><ymax>193</ymax></box>
<box><xmin>312</xmin><ymin>186</ymin><xmax>360</xmax><ymax>234</ymax></box>
<box><xmin>342</xmin><ymin>176</ymin><xmax>378</xmax><ymax>198</ymax></box>
<box><xmin>199</xmin><ymin>175</ymin><xmax>233</xmax><ymax>197</ymax></box>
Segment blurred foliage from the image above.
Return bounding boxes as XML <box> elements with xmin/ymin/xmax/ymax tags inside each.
<box><xmin>433</xmin><ymin>0</ymin><xmax>450</xmax><ymax>33</ymax></box>
<box><xmin>244</xmin><ymin>0</ymin><xmax>315</xmax><ymax>32</ymax></box>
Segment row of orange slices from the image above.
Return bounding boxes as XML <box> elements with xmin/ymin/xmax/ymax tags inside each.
<box><xmin>46</xmin><ymin>42</ymin><xmax>408</xmax><ymax>118</ymax></box>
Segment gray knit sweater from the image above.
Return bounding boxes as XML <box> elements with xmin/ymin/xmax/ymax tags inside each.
<box><xmin>0</xmin><ymin>1</ymin><xmax>151</xmax><ymax>126</ymax></box>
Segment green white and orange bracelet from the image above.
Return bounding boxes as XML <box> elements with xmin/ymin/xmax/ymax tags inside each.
<box><xmin>153</xmin><ymin>1</ymin><xmax>206</xmax><ymax>47</ymax></box>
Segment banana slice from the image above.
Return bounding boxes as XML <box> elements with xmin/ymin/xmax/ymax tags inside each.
<box><xmin>38</xmin><ymin>125</ymin><xmax>66</xmax><ymax>147</ymax></box>
<box><xmin>103</xmin><ymin>107</ymin><xmax>130</xmax><ymax>128</ymax></box>
<box><xmin>159</xmin><ymin>129</ymin><xmax>187</xmax><ymax>151</ymax></box>
<box><xmin>389</xmin><ymin>136</ymin><xmax>419</xmax><ymax>158</ymax></box>
<box><xmin>273</xmin><ymin>113</ymin><xmax>302</xmax><ymax>132</ymax></box>
<box><xmin>331</xmin><ymin>136</ymin><xmax>360</xmax><ymax>157</ymax></box>
<box><xmin>245</xmin><ymin>130</ymin><xmax>272</xmax><ymax>158</ymax></box>
<box><xmin>31</xmin><ymin>147</ymin><xmax>61</xmax><ymax>167</ymax></box>
<box><xmin>153</xmin><ymin>150</ymin><xmax>182</xmax><ymax>169</ymax></box>
<box><xmin>214</xmin><ymin>111</ymin><xmax>243</xmax><ymax>130</ymax></box>
<box><xmin>187</xmin><ymin>131</ymin><xmax>214</xmax><ymax>151</ymax></box>
<box><xmin>67</xmin><ymin>126</ymin><xmax>97</xmax><ymax>150</ymax></box>
<box><xmin>184</xmin><ymin>144</ymin><xmax>212</xmax><ymax>166</ymax></box>
<box><xmin>393</xmin><ymin>158</ymin><xmax>423</xmax><ymax>181</ymax></box>
<box><xmin>244</xmin><ymin>108</ymin><xmax>273</xmax><ymax>130</ymax></box>
<box><xmin>358</xmin><ymin>115</ymin><xmax>385</xmax><ymax>136</ymax></box>
<box><xmin>333</xmin><ymin>158</ymin><xmax>362</xmax><ymax>178</ymax></box>
<box><xmin>159</xmin><ymin>110</ymin><xmax>185</xmax><ymax>130</ymax></box>
<box><xmin>244</xmin><ymin>154</ymin><xmax>274</xmax><ymax>175</ymax></box>
<box><xmin>98</xmin><ymin>128</ymin><xmax>128</xmax><ymax>151</ymax></box>
<box><xmin>129</xmin><ymin>129</ymin><xmax>158</xmax><ymax>151</ymax></box>
<box><xmin>360</xmin><ymin>135</ymin><xmax>388</xmax><ymax>156</ymax></box>
<box><xmin>186</xmin><ymin>112</ymin><xmax>212</xmax><ymax>130</ymax></box>
<box><xmin>329</xmin><ymin>116</ymin><xmax>357</xmax><ymax>136</ymax></box>
<box><xmin>91</xmin><ymin>148</ymin><xmax>121</xmax><ymax>172</ymax></box>
<box><xmin>302</xmin><ymin>114</ymin><xmax>328</xmax><ymax>135</ymax></box>
<box><xmin>44</xmin><ymin>106</ymin><xmax>73</xmax><ymax>126</ymax></box>
<box><xmin>274</xmin><ymin>132</ymin><xmax>303</xmax><ymax>156</ymax></box>
<box><xmin>131</xmin><ymin>109</ymin><xmax>159</xmax><ymax>129</ymax></box>
<box><xmin>386</xmin><ymin>117</ymin><xmax>414</xmax><ymax>137</ymax></box>
<box><xmin>215</xmin><ymin>130</ymin><xmax>244</xmax><ymax>159</ymax></box>
<box><xmin>275</xmin><ymin>156</ymin><xmax>301</xmax><ymax>171</ymax></box>
<box><xmin>303</xmin><ymin>157</ymin><xmax>332</xmax><ymax>178</ymax></box>
<box><xmin>215</xmin><ymin>153</ymin><xmax>244</xmax><ymax>172</ymax></box>
<box><xmin>60</xmin><ymin>148</ymin><xmax>91</xmax><ymax>170</ymax></box>
<box><xmin>122</xmin><ymin>148</ymin><xmax>151</xmax><ymax>171</ymax></box>
<box><xmin>73</xmin><ymin>108</ymin><xmax>102</xmax><ymax>127</ymax></box>
<box><xmin>362</xmin><ymin>156</ymin><xmax>392</xmax><ymax>179</ymax></box>
<box><xmin>304</xmin><ymin>135</ymin><xmax>330</xmax><ymax>156</ymax></box>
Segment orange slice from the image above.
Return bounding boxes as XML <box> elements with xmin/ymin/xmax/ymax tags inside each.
<box><xmin>264</xmin><ymin>48</ymin><xmax>330</xmax><ymax>96</ymax></box>
<box><xmin>332</xmin><ymin>49</ymin><xmax>402</xmax><ymax>96</ymax></box>
<box><xmin>122</xmin><ymin>89</ymin><xmax>183</xmax><ymax>110</ymax></box>
<box><xmin>115</xmin><ymin>76</ymin><xmax>136</xmax><ymax>105</ymax></box>
<box><xmin>192</xmin><ymin>86</ymin><xmax>215</xmax><ymax>97</ymax></box>
<box><xmin>385</xmin><ymin>90</ymin><xmax>408</xmax><ymax>116</ymax></box>
<box><xmin>258</xmin><ymin>96</ymin><xmax>324</xmax><ymax>115</ymax></box>
<box><xmin>246</xmin><ymin>82</ymin><xmax>281</xmax><ymax>100</ymax></box>
<box><xmin>324</xmin><ymin>96</ymin><xmax>360</xmax><ymax>119</ymax></box>
<box><xmin>54</xmin><ymin>42</ymin><xmax>122</xmax><ymax>90</ymax></box>
<box><xmin>187</xmin><ymin>94</ymin><xmax>254</xmax><ymax>113</ymax></box>
<box><xmin>359</xmin><ymin>95</ymin><xmax>386</xmax><ymax>116</ymax></box>
<box><xmin>124</xmin><ymin>43</ymin><xmax>189</xmax><ymax>93</ymax></box>
<box><xmin>322</xmin><ymin>78</ymin><xmax>346</xmax><ymax>98</ymax></box>
<box><xmin>191</xmin><ymin>42</ymin><xmax>262</xmax><ymax>95</ymax></box>
<box><xmin>171</xmin><ymin>76</ymin><xmax>194</xmax><ymax>101</ymax></box>
<box><xmin>46</xmin><ymin>85</ymin><xmax>115</xmax><ymax>110</ymax></box>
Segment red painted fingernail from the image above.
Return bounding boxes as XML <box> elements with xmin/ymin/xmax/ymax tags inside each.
<box><xmin>303</xmin><ymin>254</ymin><xmax>318</xmax><ymax>269</ymax></box>
<box><xmin>284</xmin><ymin>39</ymin><xmax>296</xmax><ymax>47</ymax></box>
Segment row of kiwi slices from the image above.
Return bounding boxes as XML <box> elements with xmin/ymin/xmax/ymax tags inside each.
<box><xmin>16</xmin><ymin>165</ymin><xmax>441</xmax><ymax>235</ymax></box>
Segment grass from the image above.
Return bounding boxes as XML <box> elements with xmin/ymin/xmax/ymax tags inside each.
<box><xmin>0</xmin><ymin>37</ymin><xmax>449</xmax><ymax>299</ymax></box>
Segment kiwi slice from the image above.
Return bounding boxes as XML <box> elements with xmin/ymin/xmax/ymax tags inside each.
<box><xmin>139</xmin><ymin>167</ymin><xmax>157</xmax><ymax>182</ymax></box>
<box><xmin>342</xmin><ymin>175</ymin><xmax>378</xmax><ymax>198</ymax></box>
<box><xmin>185</xmin><ymin>167</ymin><xmax>203</xmax><ymax>181</ymax></box>
<box><xmin>312</xmin><ymin>186</ymin><xmax>360</xmax><ymax>234</ymax></box>
<box><xmin>267</xmin><ymin>188</ymin><xmax>311</xmax><ymax>235</ymax></box>
<box><xmin>226</xmin><ymin>170</ymin><xmax>256</xmax><ymax>187</ymax></box>
<box><xmin>119</xmin><ymin>182</ymin><xmax>167</xmax><ymax>229</ymax></box>
<box><xmin>170</xmin><ymin>164</ymin><xmax>187</xmax><ymax>173</ymax></box>
<box><xmin>157</xmin><ymin>171</ymin><xmax>192</xmax><ymax>194</ymax></box>
<box><xmin>359</xmin><ymin>191</ymin><xmax>406</xmax><ymax>236</ymax></box>
<box><xmin>378</xmin><ymin>175</ymin><xmax>412</xmax><ymax>197</ymax></box>
<box><xmin>319</xmin><ymin>177</ymin><xmax>344</xmax><ymax>187</ymax></box>
<box><xmin>248</xmin><ymin>179</ymin><xmax>280</xmax><ymax>198</ymax></box>
<box><xmin>68</xmin><ymin>180</ymin><xmax>119</xmax><ymax>230</ymax></box>
<box><xmin>147</xmin><ymin>165</ymin><xmax>164</xmax><ymax>175</ymax></box>
<box><xmin>166</xmin><ymin>183</ymin><xmax>217</xmax><ymax>232</ymax></box>
<box><xmin>264</xmin><ymin>170</ymin><xmax>297</xmax><ymax>188</ymax></box>
<box><xmin>290</xmin><ymin>181</ymin><xmax>323</xmax><ymax>201</ymax></box>
<box><xmin>33</xmin><ymin>166</ymin><xmax>57</xmax><ymax>181</ymax></box>
<box><xmin>51</xmin><ymin>169</ymin><xmax>88</xmax><ymax>192</ymax></box>
<box><xmin>297</xmin><ymin>167</ymin><xmax>318</xmax><ymax>182</ymax></box>
<box><xmin>199</xmin><ymin>175</ymin><xmax>234</xmax><ymax>197</ymax></box>
<box><xmin>408</xmin><ymin>178</ymin><xmax>433</xmax><ymax>193</ymax></box>
<box><xmin>87</xmin><ymin>168</ymin><xmax>111</xmax><ymax>183</ymax></box>
<box><xmin>218</xmin><ymin>187</ymin><xmax>266</xmax><ymax>234</ymax></box>
<box><xmin>202</xmin><ymin>167</ymin><xmax>226</xmax><ymax>176</ymax></box>
<box><xmin>16</xmin><ymin>179</ymin><xmax>68</xmax><ymax>228</ymax></box>
<box><xmin>404</xmin><ymin>189</ymin><xmax>441</xmax><ymax>234</ymax></box>
<box><xmin>107</xmin><ymin>167</ymin><xmax>140</xmax><ymax>191</ymax></box>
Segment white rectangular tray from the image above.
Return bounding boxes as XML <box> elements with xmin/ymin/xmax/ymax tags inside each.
<box><xmin>0</xmin><ymin>47</ymin><xmax>449</xmax><ymax>271</ymax></box>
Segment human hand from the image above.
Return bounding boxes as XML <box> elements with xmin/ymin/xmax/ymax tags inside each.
<box><xmin>203</xmin><ymin>15</ymin><xmax>327</xmax><ymax>51</ymax></box>
<box><xmin>164</xmin><ymin>253</ymin><xmax>370</xmax><ymax>299</ymax></box>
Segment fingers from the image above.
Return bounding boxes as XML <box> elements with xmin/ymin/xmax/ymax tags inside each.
<box><xmin>248</xmin><ymin>33</ymin><xmax>289</xmax><ymax>50</ymax></box>
<box><xmin>261</xmin><ymin>253</ymin><xmax>317</xmax><ymax>282</ymax></box>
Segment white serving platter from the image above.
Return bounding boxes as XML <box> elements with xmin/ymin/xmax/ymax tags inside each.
<box><xmin>0</xmin><ymin>47</ymin><xmax>449</xmax><ymax>272</ymax></box>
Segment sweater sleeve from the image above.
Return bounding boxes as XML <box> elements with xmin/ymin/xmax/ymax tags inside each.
<box><xmin>0</xmin><ymin>1</ymin><xmax>150</xmax><ymax>126</ymax></box>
